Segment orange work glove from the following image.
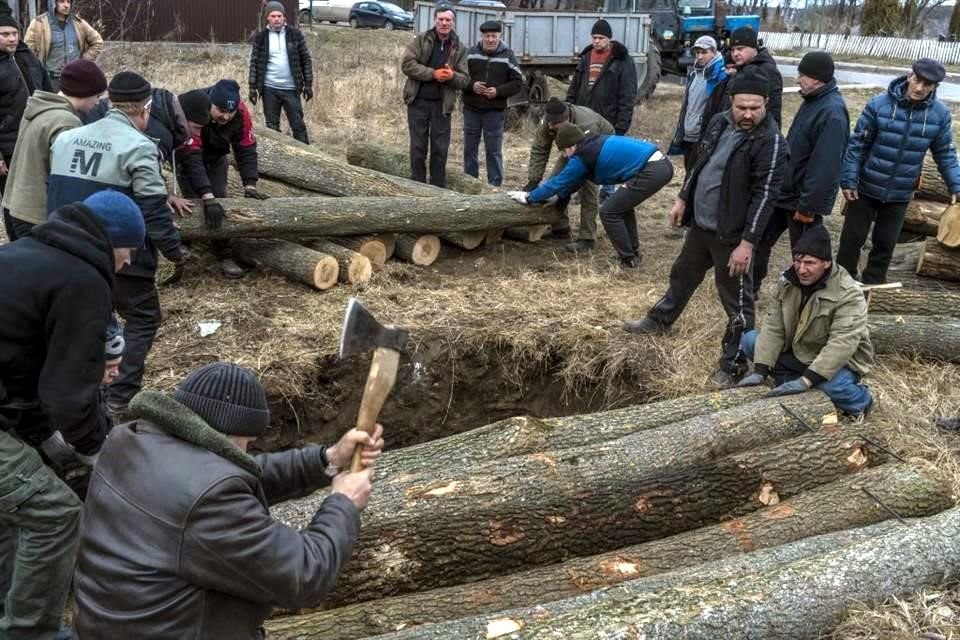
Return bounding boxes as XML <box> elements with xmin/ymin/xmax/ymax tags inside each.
<box><xmin>433</xmin><ymin>65</ymin><xmax>454</xmax><ymax>83</ymax></box>
<box><xmin>793</xmin><ymin>211</ymin><xmax>815</xmax><ymax>224</ymax></box>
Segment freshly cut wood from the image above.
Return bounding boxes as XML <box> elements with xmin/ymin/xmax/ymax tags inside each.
<box><xmin>346</xmin><ymin>142</ymin><xmax>489</xmax><ymax>195</ymax></box>
<box><xmin>887</xmin><ymin>242</ymin><xmax>960</xmax><ymax>292</ymax></box>
<box><xmin>504</xmin><ymin>224</ymin><xmax>549</xmax><ymax>242</ymax></box>
<box><xmin>378</xmin><ymin>234</ymin><xmax>396</xmax><ymax>260</ymax></box>
<box><xmin>440</xmin><ymin>231</ymin><xmax>487</xmax><ymax>250</ymax></box>
<box><xmin>868</xmin><ymin>288</ymin><xmax>960</xmax><ymax>316</ymax></box>
<box><xmin>266</xmin><ymin>463</ymin><xmax>950</xmax><ymax>640</ymax></box>
<box><xmin>310</xmin><ymin>240</ymin><xmax>372</xmax><ymax>284</ymax></box>
<box><xmin>916</xmin><ymin>236</ymin><xmax>960</xmax><ymax>282</ymax></box>
<box><xmin>256</xmin><ymin>128</ymin><xmax>439</xmax><ymax>197</ymax></box>
<box><xmin>916</xmin><ymin>156</ymin><xmax>952</xmax><ymax>203</ymax></box>
<box><xmin>176</xmin><ymin>195</ymin><xmax>560</xmax><ymax>241</ymax></box>
<box><xmin>868</xmin><ymin>314</ymin><xmax>960</xmax><ymax>362</ymax></box>
<box><xmin>334</xmin><ymin>236</ymin><xmax>387</xmax><ymax>268</ymax></box>
<box><xmin>485</xmin><ymin>228</ymin><xmax>505</xmax><ymax>244</ymax></box>
<box><xmin>394</xmin><ymin>234</ymin><xmax>440</xmax><ymax>266</ymax></box>
<box><xmin>902</xmin><ymin>199</ymin><xmax>947</xmax><ymax>236</ymax></box>
<box><xmin>231</xmin><ymin>239</ymin><xmax>338</xmax><ymax>290</ymax></box>
<box><xmin>308</xmin><ymin>428</ymin><xmax>884</xmax><ymax>607</ymax></box>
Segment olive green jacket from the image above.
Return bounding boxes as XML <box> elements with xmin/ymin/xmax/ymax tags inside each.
<box><xmin>527</xmin><ymin>104</ymin><xmax>613</xmax><ymax>183</ymax></box>
<box><xmin>401</xmin><ymin>28</ymin><xmax>469</xmax><ymax>115</ymax></box>
<box><xmin>756</xmin><ymin>266</ymin><xmax>875</xmax><ymax>381</ymax></box>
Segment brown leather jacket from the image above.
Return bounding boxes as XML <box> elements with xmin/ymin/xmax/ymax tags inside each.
<box><xmin>73</xmin><ymin>391</ymin><xmax>360</xmax><ymax>639</ymax></box>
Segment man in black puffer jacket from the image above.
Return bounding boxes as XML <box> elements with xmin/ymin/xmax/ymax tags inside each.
<box><xmin>565</xmin><ymin>19</ymin><xmax>637</xmax><ymax>136</ymax></box>
<box><xmin>728</xmin><ymin>26</ymin><xmax>783</xmax><ymax>127</ymax></box>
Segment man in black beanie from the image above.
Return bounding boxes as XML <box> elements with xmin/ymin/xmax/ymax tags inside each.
<box><xmin>625</xmin><ymin>68</ymin><xmax>788</xmax><ymax>389</ymax></box>
<box><xmin>566</xmin><ymin>18</ymin><xmax>636</xmax><ymax>138</ymax></box>
<box><xmin>737</xmin><ymin>225</ymin><xmax>874</xmax><ymax>416</ymax></box>
<box><xmin>728</xmin><ymin>26</ymin><xmax>782</xmax><ymax>126</ymax></box>
<box><xmin>73</xmin><ymin>361</ymin><xmax>385</xmax><ymax>639</ymax></box>
<box><xmin>752</xmin><ymin>50</ymin><xmax>849</xmax><ymax>301</ymax></box>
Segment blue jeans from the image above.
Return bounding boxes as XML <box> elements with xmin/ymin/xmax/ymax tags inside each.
<box><xmin>462</xmin><ymin>107</ymin><xmax>505</xmax><ymax>187</ymax></box>
<box><xmin>740</xmin><ymin>329</ymin><xmax>873</xmax><ymax>415</ymax></box>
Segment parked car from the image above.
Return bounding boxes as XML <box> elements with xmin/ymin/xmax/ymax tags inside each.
<box><xmin>299</xmin><ymin>0</ymin><xmax>355</xmax><ymax>23</ymax></box>
<box><xmin>349</xmin><ymin>1</ymin><xmax>414</xmax><ymax>29</ymax></box>
<box><xmin>455</xmin><ymin>0</ymin><xmax>507</xmax><ymax>7</ymax></box>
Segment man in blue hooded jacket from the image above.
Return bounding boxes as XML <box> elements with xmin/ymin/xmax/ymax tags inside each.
<box><xmin>669</xmin><ymin>35</ymin><xmax>726</xmax><ymax>172</ymax></box>
<box><xmin>838</xmin><ymin>58</ymin><xmax>960</xmax><ymax>284</ymax></box>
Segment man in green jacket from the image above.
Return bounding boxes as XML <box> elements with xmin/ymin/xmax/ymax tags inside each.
<box><xmin>1</xmin><ymin>59</ymin><xmax>105</xmax><ymax>240</ymax></box>
<box><xmin>524</xmin><ymin>97</ymin><xmax>614</xmax><ymax>252</ymax></box>
<box><xmin>737</xmin><ymin>225</ymin><xmax>874</xmax><ymax>415</ymax></box>
<box><xmin>401</xmin><ymin>3</ymin><xmax>469</xmax><ymax>188</ymax></box>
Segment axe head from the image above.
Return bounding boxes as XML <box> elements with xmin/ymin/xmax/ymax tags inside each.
<box><xmin>338</xmin><ymin>298</ymin><xmax>409</xmax><ymax>359</ymax></box>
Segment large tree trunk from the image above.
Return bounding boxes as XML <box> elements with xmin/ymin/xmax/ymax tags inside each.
<box><xmin>916</xmin><ymin>236</ymin><xmax>960</xmax><ymax>282</ymax></box>
<box><xmin>868</xmin><ymin>313</ymin><xmax>960</xmax><ymax>362</ymax></box>
<box><xmin>231</xmin><ymin>239</ymin><xmax>339</xmax><ymax>290</ymax></box>
<box><xmin>346</xmin><ymin>142</ymin><xmax>491</xmax><ymax>196</ymax></box>
<box><xmin>868</xmin><ymin>287</ymin><xmax>960</xmax><ymax>316</ymax></box>
<box><xmin>440</xmin><ymin>231</ymin><xmax>487</xmax><ymax>250</ymax></box>
<box><xmin>226</xmin><ymin>168</ymin><xmax>315</xmax><ymax>198</ymax></box>
<box><xmin>309</xmin><ymin>240</ymin><xmax>372</xmax><ymax>284</ymax></box>
<box><xmin>304</xmin><ymin>428</ymin><xmax>884</xmax><ymax>607</ymax></box>
<box><xmin>176</xmin><ymin>195</ymin><xmax>559</xmax><ymax>241</ymax></box>
<box><xmin>887</xmin><ymin>242</ymin><xmax>960</xmax><ymax>292</ymax></box>
<box><xmin>916</xmin><ymin>156</ymin><xmax>952</xmax><ymax>203</ymax></box>
<box><xmin>266</xmin><ymin>463</ymin><xmax>950</xmax><ymax>640</ymax></box>
<box><xmin>902</xmin><ymin>199</ymin><xmax>948</xmax><ymax>236</ymax></box>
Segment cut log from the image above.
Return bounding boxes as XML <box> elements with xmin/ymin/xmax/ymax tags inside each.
<box><xmin>394</xmin><ymin>234</ymin><xmax>441</xmax><ymax>266</ymax></box>
<box><xmin>309</xmin><ymin>240</ymin><xmax>372</xmax><ymax>284</ymax></box>
<box><xmin>440</xmin><ymin>231</ymin><xmax>487</xmax><ymax>250</ymax></box>
<box><xmin>266</xmin><ymin>463</ymin><xmax>951</xmax><ymax>640</ymax></box>
<box><xmin>346</xmin><ymin>142</ymin><xmax>490</xmax><ymax>196</ymax></box>
<box><xmin>916</xmin><ymin>155</ymin><xmax>952</xmax><ymax>203</ymax></box>
<box><xmin>888</xmin><ymin>242</ymin><xmax>960</xmax><ymax>292</ymax></box>
<box><xmin>177</xmin><ymin>195</ymin><xmax>559</xmax><ymax>241</ymax></box>
<box><xmin>868</xmin><ymin>288</ymin><xmax>960</xmax><ymax>316</ymax></box>
<box><xmin>225</xmin><ymin>168</ymin><xmax>315</xmax><ymax>198</ymax></box>
<box><xmin>916</xmin><ymin>236</ymin><xmax>960</xmax><ymax>282</ymax></box>
<box><xmin>868</xmin><ymin>313</ymin><xmax>960</xmax><ymax>362</ymax></box>
<box><xmin>302</xmin><ymin>426</ymin><xmax>884</xmax><ymax>607</ymax></box>
<box><xmin>504</xmin><ymin>224</ymin><xmax>549</xmax><ymax>242</ymax></box>
<box><xmin>231</xmin><ymin>239</ymin><xmax>338</xmax><ymax>290</ymax></box>
<box><xmin>333</xmin><ymin>236</ymin><xmax>387</xmax><ymax>268</ymax></box>
<box><xmin>378</xmin><ymin>234</ymin><xmax>396</xmax><ymax>260</ymax></box>
<box><xmin>903</xmin><ymin>199</ymin><xmax>947</xmax><ymax>236</ymax></box>
<box><xmin>485</xmin><ymin>228</ymin><xmax>505</xmax><ymax>244</ymax></box>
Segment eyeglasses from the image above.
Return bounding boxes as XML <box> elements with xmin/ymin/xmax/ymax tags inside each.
<box><xmin>143</xmin><ymin>99</ymin><xmax>153</xmax><ymax>112</ymax></box>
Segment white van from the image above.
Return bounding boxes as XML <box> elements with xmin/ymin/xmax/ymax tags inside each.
<box><xmin>299</xmin><ymin>0</ymin><xmax>356</xmax><ymax>23</ymax></box>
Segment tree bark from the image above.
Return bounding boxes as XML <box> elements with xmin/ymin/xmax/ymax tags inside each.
<box><xmin>346</xmin><ymin>142</ymin><xmax>491</xmax><ymax>196</ymax></box>
<box><xmin>868</xmin><ymin>313</ymin><xmax>960</xmax><ymax>362</ymax></box>
<box><xmin>226</xmin><ymin>168</ymin><xmax>315</xmax><ymax>198</ymax></box>
<box><xmin>916</xmin><ymin>236</ymin><xmax>960</xmax><ymax>282</ymax></box>
<box><xmin>379</xmin><ymin>234</ymin><xmax>396</xmax><ymax>260</ymax></box>
<box><xmin>916</xmin><ymin>156</ymin><xmax>952</xmax><ymax>203</ymax></box>
<box><xmin>440</xmin><ymin>231</ymin><xmax>488</xmax><ymax>250</ymax></box>
<box><xmin>333</xmin><ymin>236</ymin><xmax>388</xmax><ymax>268</ymax></box>
<box><xmin>887</xmin><ymin>242</ymin><xmax>960</xmax><ymax>292</ymax></box>
<box><xmin>868</xmin><ymin>287</ymin><xmax>960</xmax><ymax>316</ymax></box>
<box><xmin>902</xmin><ymin>199</ymin><xmax>947</xmax><ymax>236</ymax></box>
<box><xmin>293</xmin><ymin>427</ymin><xmax>883</xmax><ymax>607</ymax></box>
<box><xmin>504</xmin><ymin>225</ymin><xmax>550</xmax><ymax>242</ymax></box>
<box><xmin>266</xmin><ymin>463</ymin><xmax>950</xmax><ymax>640</ymax></box>
<box><xmin>176</xmin><ymin>195</ymin><xmax>560</xmax><ymax>241</ymax></box>
<box><xmin>231</xmin><ymin>239</ymin><xmax>339</xmax><ymax>290</ymax></box>
<box><xmin>309</xmin><ymin>240</ymin><xmax>372</xmax><ymax>284</ymax></box>
<box><xmin>394</xmin><ymin>234</ymin><xmax>441</xmax><ymax>266</ymax></box>
<box><xmin>485</xmin><ymin>228</ymin><xmax>505</xmax><ymax>244</ymax></box>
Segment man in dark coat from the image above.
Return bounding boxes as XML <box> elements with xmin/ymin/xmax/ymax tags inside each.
<box><xmin>0</xmin><ymin>191</ymin><xmax>145</xmax><ymax>640</ymax></box>
<box><xmin>728</xmin><ymin>26</ymin><xmax>783</xmax><ymax>127</ymax></box>
<box><xmin>73</xmin><ymin>362</ymin><xmax>384</xmax><ymax>640</ymax></box>
<box><xmin>248</xmin><ymin>1</ymin><xmax>313</xmax><ymax>144</ymax></box>
<box><xmin>624</xmin><ymin>69</ymin><xmax>788</xmax><ymax>388</ymax></box>
<box><xmin>752</xmin><ymin>51</ymin><xmax>849</xmax><ymax>299</ymax></box>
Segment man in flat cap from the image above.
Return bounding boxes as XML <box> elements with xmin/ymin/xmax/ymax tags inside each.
<box><xmin>462</xmin><ymin>19</ymin><xmax>522</xmax><ymax>187</ymax></box>
<box><xmin>838</xmin><ymin>57</ymin><xmax>960</xmax><ymax>284</ymax></box>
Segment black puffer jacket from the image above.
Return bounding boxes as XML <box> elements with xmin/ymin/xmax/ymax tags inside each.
<box><xmin>740</xmin><ymin>48</ymin><xmax>783</xmax><ymax>127</ymax></box>
<box><xmin>565</xmin><ymin>40</ymin><xmax>637</xmax><ymax>135</ymax></box>
<box><xmin>248</xmin><ymin>26</ymin><xmax>313</xmax><ymax>94</ymax></box>
<box><xmin>0</xmin><ymin>204</ymin><xmax>113</xmax><ymax>454</ymax></box>
<box><xmin>0</xmin><ymin>42</ymin><xmax>52</xmax><ymax>158</ymax></box>
<box><xmin>462</xmin><ymin>40</ymin><xmax>523</xmax><ymax>111</ymax></box>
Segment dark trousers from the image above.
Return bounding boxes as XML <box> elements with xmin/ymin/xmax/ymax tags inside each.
<box><xmin>648</xmin><ymin>225</ymin><xmax>755</xmax><ymax>373</ymax></box>
<box><xmin>407</xmin><ymin>98</ymin><xmax>451</xmax><ymax>188</ymax></box>
<box><xmin>681</xmin><ymin>140</ymin><xmax>699</xmax><ymax>174</ymax></box>
<box><xmin>599</xmin><ymin>157</ymin><xmax>674</xmax><ymax>261</ymax></box>
<box><xmin>752</xmin><ymin>206</ymin><xmax>823</xmax><ymax>299</ymax></box>
<box><xmin>178</xmin><ymin>155</ymin><xmax>231</xmax><ymax>260</ymax></box>
<box><xmin>262</xmin><ymin>87</ymin><xmax>309</xmax><ymax>144</ymax></box>
<box><xmin>836</xmin><ymin>195</ymin><xmax>909</xmax><ymax>284</ymax></box>
<box><xmin>2</xmin><ymin>209</ymin><xmax>34</xmax><ymax>242</ymax></box>
<box><xmin>106</xmin><ymin>275</ymin><xmax>161</xmax><ymax>408</ymax></box>
<box><xmin>462</xmin><ymin>107</ymin><xmax>506</xmax><ymax>187</ymax></box>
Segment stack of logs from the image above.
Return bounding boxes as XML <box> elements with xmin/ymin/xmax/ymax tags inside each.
<box><xmin>901</xmin><ymin>156</ymin><xmax>960</xmax><ymax>282</ymax></box>
<box><xmin>196</xmin><ymin>129</ymin><xmax>558</xmax><ymax>291</ymax></box>
<box><xmin>262</xmin><ymin>388</ymin><xmax>958</xmax><ymax>639</ymax></box>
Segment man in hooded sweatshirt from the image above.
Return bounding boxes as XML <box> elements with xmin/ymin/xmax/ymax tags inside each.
<box><xmin>24</xmin><ymin>0</ymin><xmax>103</xmax><ymax>91</ymax></box>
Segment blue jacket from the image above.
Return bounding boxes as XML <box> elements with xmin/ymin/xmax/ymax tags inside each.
<box><xmin>528</xmin><ymin>134</ymin><xmax>659</xmax><ymax>202</ymax></box>
<box><xmin>669</xmin><ymin>54</ymin><xmax>726</xmax><ymax>154</ymax></box>
<box><xmin>841</xmin><ymin>76</ymin><xmax>960</xmax><ymax>203</ymax></box>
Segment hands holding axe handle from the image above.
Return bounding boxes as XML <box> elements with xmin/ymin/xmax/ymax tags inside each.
<box><xmin>326</xmin><ymin>423</ymin><xmax>385</xmax><ymax>511</ymax></box>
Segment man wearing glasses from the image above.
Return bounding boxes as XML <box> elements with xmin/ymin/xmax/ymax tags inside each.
<box><xmin>47</xmin><ymin>71</ymin><xmax>184</xmax><ymax>416</ymax></box>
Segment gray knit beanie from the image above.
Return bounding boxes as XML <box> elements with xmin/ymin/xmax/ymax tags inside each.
<box><xmin>174</xmin><ymin>363</ymin><xmax>271</xmax><ymax>436</ymax></box>
<box><xmin>264</xmin><ymin>1</ymin><xmax>286</xmax><ymax>16</ymax></box>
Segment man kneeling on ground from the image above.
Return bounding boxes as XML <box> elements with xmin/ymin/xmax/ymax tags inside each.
<box><xmin>737</xmin><ymin>225</ymin><xmax>874</xmax><ymax>416</ymax></box>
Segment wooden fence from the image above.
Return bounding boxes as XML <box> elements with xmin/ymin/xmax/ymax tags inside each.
<box><xmin>761</xmin><ymin>32</ymin><xmax>960</xmax><ymax>66</ymax></box>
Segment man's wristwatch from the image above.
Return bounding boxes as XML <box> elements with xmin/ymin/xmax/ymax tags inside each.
<box><xmin>321</xmin><ymin>447</ymin><xmax>340</xmax><ymax>478</ymax></box>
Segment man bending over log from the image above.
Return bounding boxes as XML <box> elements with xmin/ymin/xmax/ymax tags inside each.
<box><xmin>737</xmin><ymin>225</ymin><xmax>875</xmax><ymax>417</ymax></box>
<box><xmin>72</xmin><ymin>362</ymin><xmax>384</xmax><ymax>639</ymax></box>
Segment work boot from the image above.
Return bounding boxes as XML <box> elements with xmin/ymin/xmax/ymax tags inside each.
<box><xmin>565</xmin><ymin>239</ymin><xmax>595</xmax><ymax>253</ymax></box>
<box><xmin>220</xmin><ymin>257</ymin><xmax>246</xmax><ymax>279</ymax></box>
<box><xmin>708</xmin><ymin>368</ymin><xmax>739</xmax><ymax>389</ymax></box>
<box><xmin>619</xmin><ymin>255</ymin><xmax>642</xmax><ymax>271</ymax></box>
<box><xmin>623</xmin><ymin>316</ymin><xmax>670</xmax><ymax>335</ymax></box>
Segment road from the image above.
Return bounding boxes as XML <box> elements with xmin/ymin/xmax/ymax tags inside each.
<box><xmin>778</xmin><ymin>64</ymin><xmax>960</xmax><ymax>102</ymax></box>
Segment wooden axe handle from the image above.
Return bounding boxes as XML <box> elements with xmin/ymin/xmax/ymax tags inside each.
<box><xmin>351</xmin><ymin>346</ymin><xmax>401</xmax><ymax>472</ymax></box>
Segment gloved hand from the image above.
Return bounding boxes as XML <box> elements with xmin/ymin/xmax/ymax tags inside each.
<box><xmin>507</xmin><ymin>191</ymin><xmax>529</xmax><ymax>205</ymax></box>
<box><xmin>793</xmin><ymin>211</ymin><xmax>815</xmax><ymax>224</ymax></box>
<box><xmin>75</xmin><ymin>450</ymin><xmax>100</xmax><ymax>468</ymax></box>
<box><xmin>203</xmin><ymin>199</ymin><xmax>225</xmax><ymax>230</ymax></box>
<box><xmin>41</xmin><ymin>431</ymin><xmax>77</xmax><ymax>467</ymax></box>
<box><xmin>161</xmin><ymin>260</ymin><xmax>186</xmax><ymax>287</ymax></box>
<box><xmin>303</xmin><ymin>87</ymin><xmax>314</xmax><ymax>101</ymax></box>
<box><xmin>767</xmin><ymin>377</ymin><xmax>811</xmax><ymax>397</ymax></box>
<box><xmin>249</xmin><ymin>88</ymin><xmax>259</xmax><ymax>105</ymax></box>
<box><xmin>522</xmin><ymin>180</ymin><xmax>540</xmax><ymax>192</ymax></box>
<box><xmin>737</xmin><ymin>372</ymin><xmax>767</xmax><ymax>387</ymax></box>
<box><xmin>244</xmin><ymin>186</ymin><xmax>269</xmax><ymax>200</ymax></box>
<box><xmin>432</xmin><ymin>65</ymin><xmax>454</xmax><ymax>83</ymax></box>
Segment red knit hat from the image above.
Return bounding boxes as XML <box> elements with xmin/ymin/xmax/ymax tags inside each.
<box><xmin>59</xmin><ymin>60</ymin><xmax>108</xmax><ymax>98</ymax></box>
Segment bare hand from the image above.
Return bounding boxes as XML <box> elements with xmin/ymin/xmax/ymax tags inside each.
<box><xmin>669</xmin><ymin>198</ymin><xmax>685</xmax><ymax>227</ymax></box>
<box><xmin>842</xmin><ymin>188</ymin><xmax>859</xmax><ymax>202</ymax></box>
<box><xmin>728</xmin><ymin>239</ymin><xmax>753</xmax><ymax>277</ymax></box>
<box><xmin>0</xmin><ymin>158</ymin><xmax>7</xmax><ymax>176</ymax></box>
<box><xmin>331</xmin><ymin>468</ymin><xmax>373</xmax><ymax>511</ymax></box>
<box><xmin>484</xmin><ymin>86</ymin><xmax>497</xmax><ymax>98</ymax></box>
<box><xmin>472</xmin><ymin>81</ymin><xmax>488</xmax><ymax>95</ymax></box>
<box><xmin>327</xmin><ymin>424</ymin><xmax>385</xmax><ymax>470</ymax></box>
<box><xmin>168</xmin><ymin>194</ymin><xmax>194</xmax><ymax>218</ymax></box>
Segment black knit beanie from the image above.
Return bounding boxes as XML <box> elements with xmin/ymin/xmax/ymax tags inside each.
<box><xmin>209</xmin><ymin>79</ymin><xmax>241</xmax><ymax>112</ymax></box>
<box><xmin>178</xmin><ymin>89</ymin><xmax>212</xmax><ymax>125</ymax></box>
<box><xmin>174</xmin><ymin>363</ymin><xmax>271</xmax><ymax>437</ymax></box>
<box><xmin>730</xmin><ymin>26</ymin><xmax>758</xmax><ymax>49</ymax></box>
<box><xmin>793</xmin><ymin>225</ymin><xmax>832</xmax><ymax>261</ymax></box>
<box><xmin>591</xmin><ymin>19</ymin><xmax>612</xmax><ymax>38</ymax></box>
<box><xmin>729</xmin><ymin>68</ymin><xmax>769</xmax><ymax>97</ymax></box>
<box><xmin>555</xmin><ymin>122</ymin><xmax>585</xmax><ymax>150</ymax></box>
<box><xmin>0</xmin><ymin>3</ymin><xmax>19</xmax><ymax>30</ymax></box>
<box><xmin>108</xmin><ymin>71</ymin><xmax>152</xmax><ymax>103</ymax></box>
<box><xmin>798</xmin><ymin>51</ymin><xmax>834</xmax><ymax>83</ymax></box>
<box><xmin>544</xmin><ymin>97</ymin><xmax>569</xmax><ymax>124</ymax></box>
